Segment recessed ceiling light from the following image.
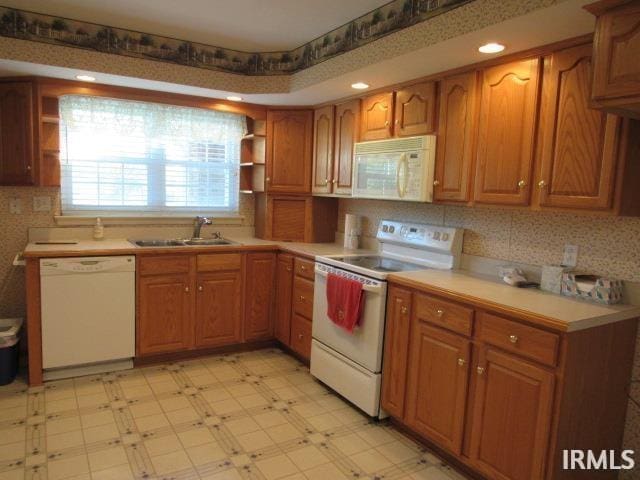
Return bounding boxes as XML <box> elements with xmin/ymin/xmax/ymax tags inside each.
<box><xmin>351</xmin><ymin>82</ymin><xmax>370</xmax><ymax>90</ymax></box>
<box><xmin>478</xmin><ymin>43</ymin><xmax>505</xmax><ymax>54</ymax></box>
<box><xmin>75</xmin><ymin>74</ymin><xmax>96</xmax><ymax>82</ymax></box>
<box><xmin>226</xmin><ymin>96</ymin><xmax>243</xmax><ymax>102</ymax></box>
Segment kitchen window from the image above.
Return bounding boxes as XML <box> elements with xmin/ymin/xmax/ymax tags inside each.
<box><xmin>59</xmin><ymin>95</ymin><xmax>246</xmax><ymax>216</ymax></box>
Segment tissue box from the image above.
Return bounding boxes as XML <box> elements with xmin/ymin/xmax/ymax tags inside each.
<box><xmin>561</xmin><ymin>273</ymin><xmax>624</xmax><ymax>304</ymax></box>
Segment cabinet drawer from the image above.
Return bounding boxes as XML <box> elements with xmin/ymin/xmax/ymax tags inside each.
<box><xmin>414</xmin><ymin>293</ymin><xmax>473</xmax><ymax>336</ymax></box>
<box><xmin>291</xmin><ymin>314</ymin><xmax>312</xmax><ymax>360</ymax></box>
<box><xmin>477</xmin><ymin>312</ymin><xmax>560</xmax><ymax>367</ymax></box>
<box><xmin>197</xmin><ymin>253</ymin><xmax>242</xmax><ymax>272</ymax></box>
<box><xmin>139</xmin><ymin>255</ymin><xmax>191</xmax><ymax>276</ymax></box>
<box><xmin>294</xmin><ymin>257</ymin><xmax>315</xmax><ymax>280</ymax></box>
<box><xmin>293</xmin><ymin>276</ymin><xmax>314</xmax><ymax>319</ymax></box>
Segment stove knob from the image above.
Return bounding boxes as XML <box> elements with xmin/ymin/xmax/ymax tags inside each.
<box><xmin>389</xmin><ymin>226</ymin><xmax>395</xmax><ymax>233</ymax></box>
<box><xmin>382</xmin><ymin>225</ymin><xmax>389</xmax><ymax>232</ymax></box>
<box><xmin>442</xmin><ymin>233</ymin><xmax>449</xmax><ymax>241</ymax></box>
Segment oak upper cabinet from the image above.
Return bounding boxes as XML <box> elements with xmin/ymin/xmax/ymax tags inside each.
<box><xmin>333</xmin><ymin>99</ymin><xmax>360</xmax><ymax>195</ymax></box>
<box><xmin>138</xmin><ymin>272</ymin><xmax>192</xmax><ymax>355</ymax></box>
<box><xmin>405</xmin><ymin>322</ymin><xmax>470</xmax><ymax>455</ymax></box>
<box><xmin>586</xmin><ymin>0</ymin><xmax>640</xmax><ymax>118</ymax></box>
<box><xmin>394</xmin><ymin>81</ymin><xmax>438</xmax><ymax>137</ymax></box>
<box><xmin>360</xmin><ymin>92</ymin><xmax>394</xmax><ymax>140</ymax></box>
<box><xmin>244</xmin><ymin>252</ymin><xmax>276</xmax><ymax>341</ymax></box>
<box><xmin>311</xmin><ymin>105</ymin><xmax>334</xmax><ymax>194</ymax></box>
<box><xmin>434</xmin><ymin>72</ymin><xmax>478</xmax><ymax>203</ymax></box>
<box><xmin>195</xmin><ymin>270</ymin><xmax>242</xmax><ymax>348</ymax></box>
<box><xmin>0</xmin><ymin>82</ymin><xmax>34</xmax><ymax>185</ymax></box>
<box><xmin>469</xmin><ymin>347</ymin><xmax>554</xmax><ymax>480</ymax></box>
<box><xmin>274</xmin><ymin>254</ymin><xmax>294</xmax><ymax>345</ymax></box>
<box><xmin>537</xmin><ymin>43</ymin><xmax>621</xmax><ymax>211</ymax></box>
<box><xmin>473</xmin><ymin>59</ymin><xmax>541</xmax><ymax>205</ymax></box>
<box><xmin>266</xmin><ymin>109</ymin><xmax>313</xmax><ymax>194</ymax></box>
<box><xmin>381</xmin><ymin>286</ymin><xmax>412</xmax><ymax>419</ymax></box>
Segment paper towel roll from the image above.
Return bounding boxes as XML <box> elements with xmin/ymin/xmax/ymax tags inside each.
<box><xmin>344</xmin><ymin>214</ymin><xmax>362</xmax><ymax>236</ymax></box>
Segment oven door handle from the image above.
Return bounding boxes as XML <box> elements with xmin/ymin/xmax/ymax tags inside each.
<box><xmin>315</xmin><ymin>269</ymin><xmax>384</xmax><ymax>293</ymax></box>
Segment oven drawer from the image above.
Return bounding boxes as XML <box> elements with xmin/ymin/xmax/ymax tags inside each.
<box><xmin>414</xmin><ymin>293</ymin><xmax>473</xmax><ymax>336</ymax></box>
<box><xmin>477</xmin><ymin>312</ymin><xmax>560</xmax><ymax>367</ymax></box>
<box><xmin>293</xmin><ymin>276</ymin><xmax>314</xmax><ymax>319</ymax></box>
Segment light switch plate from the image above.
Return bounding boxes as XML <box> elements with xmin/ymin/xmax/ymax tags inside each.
<box><xmin>562</xmin><ymin>244</ymin><xmax>579</xmax><ymax>268</ymax></box>
<box><xmin>33</xmin><ymin>196</ymin><xmax>52</xmax><ymax>212</ymax></box>
<box><xmin>9</xmin><ymin>198</ymin><xmax>22</xmax><ymax>214</ymax></box>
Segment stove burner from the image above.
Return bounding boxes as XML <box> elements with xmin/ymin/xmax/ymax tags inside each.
<box><xmin>328</xmin><ymin>255</ymin><xmax>425</xmax><ymax>273</ymax></box>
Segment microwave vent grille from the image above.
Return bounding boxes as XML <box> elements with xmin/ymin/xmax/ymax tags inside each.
<box><xmin>354</xmin><ymin>136</ymin><xmax>428</xmax><ymax>155</ymax></box>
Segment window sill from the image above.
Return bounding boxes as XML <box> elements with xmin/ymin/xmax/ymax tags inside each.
<box><xmin>54</xmin><ymin>215</ymin><xmax>245</xmax><ymax>227</ymax></box>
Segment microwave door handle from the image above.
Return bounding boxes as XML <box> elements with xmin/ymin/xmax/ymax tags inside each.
<box><xmin>401</xmin><ymin>154</ymin><xmax>409</xmax><ymax>197</ymax></box>
<box><xmin>396</xmin><ymin>153</ymin><xmax>406</xmax><ymax>198</ymax></box>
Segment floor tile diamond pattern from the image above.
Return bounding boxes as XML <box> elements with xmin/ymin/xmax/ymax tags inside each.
<box><xmin>0</xmin><ymin>349</ymin><xmax>469</xmax><ymax>480</ymax></box>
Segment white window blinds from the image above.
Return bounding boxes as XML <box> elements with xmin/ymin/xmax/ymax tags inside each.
<box><xmin>59</xmin><ymin>95</ymin><xmax>246</xmax><ymax>215</ymax></box>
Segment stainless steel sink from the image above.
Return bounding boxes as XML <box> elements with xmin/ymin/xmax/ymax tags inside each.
<box><xmin>183</xmin><ymin>238</ymin><xmax>237</xmax><ymax>246</ymax></box>
<box><xmin>132</xmin><ymin>239</ymin><xmax>186</xmax><ymax>247</ymax></box>
<box><xmin>129</xmin><ymin>238</ymin><xmax>238</xmax><ymax>247</ymax></box>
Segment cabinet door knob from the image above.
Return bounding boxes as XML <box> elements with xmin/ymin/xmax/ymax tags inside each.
<box><xmin>26</xmin><ymin>165</ymin><xmax>32</xmax><ymax>171</ymax></box>
<box><xmin>266</xmin><ymin>177</ymin><xmax>271</xmax><ymax>182</ymax></box>
<box><xmin>299</xmin><ymin>295</ymin><xmax>305</xmax><ymax>301</ymax></box>
<box><xmin>457</xmin><ymin>358</ymin><xmax>466</xmax><ymax>366</ymax></box>
<box><xmin>286</xmin><ymin>266</ymin><xmax>292</xmax><ymax>272</ymax></box>
<box><xmin>300</xmin><ymin>265</ymin><xmax>307</xmax><ymax>271</ymax></box>
<box><xmin>436</xmin><ymin>309</ymin><xmax>444</xmax><ymax>317</ymax></box>
<box><xmin>385</xmin><ymin>120</ymin><xmax>390</xmax><ymax>126</ymax></box>
<box><xmin>509</xmin><ymin>334</ymin><xmax>519</xmax><ymax>344</ymax></box>
<box><xmin>324</xmin><ymin>179</ymin><xmax>329</xmax><ymax>185</ymax></box>
<box><xmin>517</xmin><ymin>180</ymin><xmax>526</xmax><ymax>188</ymax></box>
<box><xmin>477</xmin><ymin>366</ymin><xmax>485</xmax><ymax>375</ymax></box>
<box><xmin>538</xmin><ymin>180</ymin><xmax>547</xmax><ymax>188</ymax></box>
<box><xmin>433</xmin><ymin>180</ymin><xmax>440</xmax><ymax>186</ymax></box>
<box><xmin>185</xmin><ymin>287</ymin><xmax>190</xmax><ymax>293</ymax></box>
<box><xmin>332</xmin><ymin>179</ymin><xmax>337</xmax><ymax>184</ymax></box>
<box><xmin>198</xmin><ymin>285</ymin><xmax>203</xmax><ymax>292</ymax></box>
<box><xmin>298</xmin><ymin>334</ymin><xmax>304</xmax><ymax>339</ymax></box>
<box><xmin>400</xmin><ymin>306</ymin><xmax>408</xmax><ymax>314</ymax></box>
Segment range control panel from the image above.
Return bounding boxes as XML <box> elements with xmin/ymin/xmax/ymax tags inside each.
<box><xmin>376</xmin><ymin>220</ymin><xmax>463</xmax><ymax>254</ymax></box>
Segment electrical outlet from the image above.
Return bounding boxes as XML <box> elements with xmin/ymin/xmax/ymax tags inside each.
<box><xmin>562</xmin><ymin>244</ymin><xmax>579</xmax><ymax>268</ymax></box>
<box><xmin>9</xmin><ymin>198</ymin><xmax>22</xmax><ymax>214</ymax></box>
<box><xmin>33</xmin><ymin>196</ymin><xmax>52</xmax><ymax>212</ymax></box>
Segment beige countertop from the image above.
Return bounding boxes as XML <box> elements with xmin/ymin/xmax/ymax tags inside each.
<box><xmin>388</xmin><ymin>269</ymin><xmax>640</xmax><ymax>332</ymax></box>
<box><xmin>22</xmin><ymin>237</ymin><xmax>372</xmax><ymax>259</ymax></box>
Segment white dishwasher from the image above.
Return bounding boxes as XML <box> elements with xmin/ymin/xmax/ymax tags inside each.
<box><xmin>40</xmin><ymin>256</ymin><xmax>135</xmax><ymax>380</ymax></box>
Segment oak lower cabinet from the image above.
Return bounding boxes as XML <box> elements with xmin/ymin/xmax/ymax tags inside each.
<box><xmin>195</xmin><ymin>270</ymin><xmax>242</xmax><ymax>347</ymax></box>
<box><xmin>469</xmin><ymin>347</ymin><xmax>554</xmax><ymax>480</ymax></box>
<box><xmin>381</xmin><ymin>281</ymin><xmax>638</xmax><ymax>480</ymax></box>
<box><xmin>138</xmin><ymin>272</ymin><xmax>192</xmax><ymax>355</ymax></box>
<box><xmin>274</xmin><ymin>254</ymin><xmax>294</xmax><ymax>344</ymax></box>
<box><xmin>137</xmin><ymin>252</ymin><xmax>274</xmax><ymax>358</ymax></box>
<box><xmin>405</xmin><ymin>322</ymin><xmax>470</xmax><ymax>455</ymax></box>
<box><xmin>586</xmin><ymin>0</ymin><xmax>640</xmax><ymax>118</ymax></box>
<box><xmin>275</xmin><ymin>255</ymin><xmax>315</xmax><ymax>361</ymax></box>
<box><xmin>244</xmin><ymin>252</ymin><xmax>276</xmax><ymax>341</ymax></box>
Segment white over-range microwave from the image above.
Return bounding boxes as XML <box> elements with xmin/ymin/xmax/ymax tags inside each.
<box><xmin>352</xmin><ymin>135</ymin><xmax>436</xmax><ymax>202</ymax></box>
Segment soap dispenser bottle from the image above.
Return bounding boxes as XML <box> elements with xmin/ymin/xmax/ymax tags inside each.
<box><xmin>93</xmin><ymin>217</ymin><xmax>104</xmax><ymax>240</ymax></box>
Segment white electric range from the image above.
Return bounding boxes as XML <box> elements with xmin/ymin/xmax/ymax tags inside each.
<box><xmin>311</xmin><ymin>220</ymin><xmax>463</xmax><ymax>418</ymax></box>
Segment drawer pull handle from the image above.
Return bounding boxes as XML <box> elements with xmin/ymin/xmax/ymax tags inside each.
<box><xmin>457</xmin><ymin>358</ymin><xmax>466</xmax><ymax>366</ymax></box>
<box><xmin>433</xmin><ymin>180</ymin><xmax>440</xmax><ymax>186</ymax></box>
<box><xmin>299</xmin><ymin>295</ymin><xmax>305</xmax><ymax>301</ymax></box>
<box><xmin>286</xmin><ymin>266</ymin><xmax>292</xmax><ymax>271</ymax></box>
<box><xmin>185</xmin><ymin>287</ymin><xmax>190</xmax><ymax>293</ymax></box>
<box><xmin>477</xmin><ymin>366</ymin><xmax>485</xmax><ymax>375</ymax></box>
<box><xmin>518</xmin><ymin>180</ymin><xmax>526</xmax><ymax>188</ymax></box>
<box><xmin>436</xmin><ymin>309</ymin><xmax>444</xmax><ymax>317</ymax></box>
<box><xmin>401</xmin><ymin>306</ymin><xmax>408</xmax><ymax>314</ymax></box>
<box><xmin>298</xmin><ymin>334</ymin><xmax>304</xmax><ymax>339</ymax></box>
<box><xmin>198</xmin><ymin>286</ymin><xmax>203</xmax><ymax>292</ymax></box>
<box><xmin>538</xmin><ymin>180</ymin><xmax>547</xmax><ymax>188</ymax></box>
<box><xmin>301</xmin><ymin>265</ymin><xmax>307</xmax><ymax>271</ymax></box>
<box><xmin>509</xmin><ymin>334</ymin><xmax>519</xmax><ymax>344</ymax></box>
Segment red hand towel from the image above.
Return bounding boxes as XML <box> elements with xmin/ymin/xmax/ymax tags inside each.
<box><xmin>326</xmin><ymin>273</ymin><xmax>364</xmax><ymax>333</ymax></box>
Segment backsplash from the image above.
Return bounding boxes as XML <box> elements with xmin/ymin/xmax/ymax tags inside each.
<box><xmin>0</xmin><ymin>186</ymin><xmax>255</xmax><ymax>318</ymax></box>
<box><xmin>338</xmin><ymin>197</ymin><xmax>640</xmax><ymax>475</ymax></box>
<box><xmin>338</xmin><ymin>198</ymin><xmax>640</xmax><ymax>283</ymax></box>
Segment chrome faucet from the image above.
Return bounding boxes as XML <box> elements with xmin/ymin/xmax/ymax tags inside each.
<box><xmin>192</xmin><ymin>216</ymin><xmax>212</xmax><ymax>239</ymax></box>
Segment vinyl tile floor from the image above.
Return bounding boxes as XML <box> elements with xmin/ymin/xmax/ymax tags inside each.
<box><xmin>0</xmin><ymin>349</ymin><xmax>470</xmax><ymax>480</ymax></box>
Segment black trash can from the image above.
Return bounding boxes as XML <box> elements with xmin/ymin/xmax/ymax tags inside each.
<box><xmin>0</xmin><ymin>318</ymin><xmax>23</xmax><ymax>386</ymax></box>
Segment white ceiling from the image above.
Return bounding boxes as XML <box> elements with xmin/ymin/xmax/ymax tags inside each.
<box><xmin>0</xmin><ymin>0</ymin><xmax>596</xmax><ymax>106</ymax></box>
<box><xmin>4</xmin><ymin>0</ymin><xmax>390</xmax><ymax>52</ymax></box>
